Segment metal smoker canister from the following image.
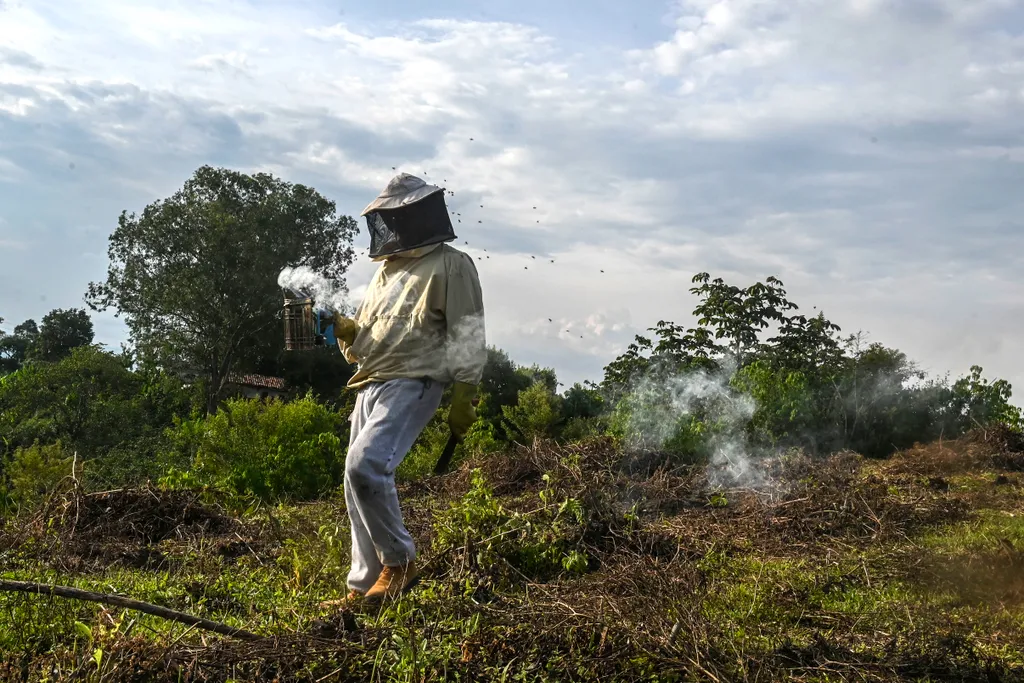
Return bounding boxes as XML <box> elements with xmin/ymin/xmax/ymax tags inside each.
<box><xmin>283</xmin><ymin>293</ymin><xmax>317</xmax><ymax>351</ymax></box>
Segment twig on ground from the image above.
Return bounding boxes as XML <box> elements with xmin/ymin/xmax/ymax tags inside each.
<box><xmin>0</xmin><ymin>580</ymin><xmax>261</xmax><ymax>641</ymax></box>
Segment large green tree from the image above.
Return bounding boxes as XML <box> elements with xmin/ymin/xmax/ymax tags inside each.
<box><xmin>30</xmin><ymin>308</ymin><xmax>94</xmax><ymax>362</ymax></box>
<box><xmin>86</xmin><ymin>165</ymin><xmax>358</xmax><ymax>412</ymax></box>
<box><xmin>0</xmin><ymin>318</ymin><xmax>38</xmax><ymax>375</ymax></box>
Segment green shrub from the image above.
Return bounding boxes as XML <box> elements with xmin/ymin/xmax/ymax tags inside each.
<box><xmin>501</xmin><ymin>381</ymin><xmax>562</xmax><ymax>443</ymax></box>
<box><xmin>2</xmin><ymin>442</ymin><xmax>74</xmax><ymax>509</ymax></box>
<box><xmin>945</xmin><ymin>365</ymin><xmax>1023</xmax><ymax>433</ymax></box>
<box><xmin>85</xmin><ymin>434</ymin><xmax>183</xmax><ymax>490</ymax></box>
<box><xmin>477</xmin><ymin>348</ymin><xmax>533</xmax><ymax>423</ymax></box>
<box><xmin>462</xmin><ymin>419</ymin><xmax>504</xmax><ymax>457</ymax></box>
<box><xmin>607</xmin><ymin>381</ymin><xmax>718</xmax><ymax>465</ymax></box>
<box><xmin>731</xmin><ymin>360</ymin><xmax>814</xmax><ymax>447</ymax></box>
<box><xmin>396</xmin><ymin>406</ymin><xmax>506</xmax><ymax>482</ymax></box>
<box><xmin>559</xmin><ymin>416</ymin><xmax>608</xmax><ymax>443</ymax></box>
<box><xmin>0</xmin><ymin>347</ymin><xmax>198</xmax><ymax>486</ymax></box>
<box><xmin>0</xmin><ymin>348</ymin><xmax>144</xmax><ymax>459</ymax></box>
<box><xmin>161</xmin><ymin>394</ymin><xmax>344</xmax><ymax>501</ymax></box>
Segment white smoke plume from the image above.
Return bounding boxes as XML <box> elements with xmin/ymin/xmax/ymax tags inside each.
<box><xmin>445</xmin><ymin>312</ymin><xmax>487</xmax><ymax>384</ymax></box>
<box><xmin>277</xmin><ymin>266</ymin><xmax>352</xmax><ymax>314</ymax></box>
<box><xmin>620</xmin><ymin>361</ymin><xmax>765</xmax><ymax>490</ymax></box>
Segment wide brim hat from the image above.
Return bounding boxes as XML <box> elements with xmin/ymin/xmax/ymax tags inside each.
<box><xmin>361</xmin><ymin>173</ymin><xmax>443</xmax><ymax>216</ymax></box>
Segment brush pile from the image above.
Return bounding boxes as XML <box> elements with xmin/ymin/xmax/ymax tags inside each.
<box><xmin>7</xmin><ymin>487</ymin><xmax>250</xmax><ymax>571</ymax></box>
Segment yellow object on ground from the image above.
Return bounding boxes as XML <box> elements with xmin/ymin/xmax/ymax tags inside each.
<box><xmin>340</xmin><ymin>243</ymin><xmax>486</xmax><ymax>390</ymax></box>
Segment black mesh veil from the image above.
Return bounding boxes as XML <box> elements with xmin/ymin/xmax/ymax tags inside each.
<box><xmin>366</xmin><ymin>191</ymin><xmax>457</xmax><ymax>258</ymax></box>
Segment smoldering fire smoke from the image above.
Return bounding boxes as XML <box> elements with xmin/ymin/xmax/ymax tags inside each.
<box><xmin>620</xmin><ymin>362</ymin><xmax>766</xmax><ymax>491</ymax></box>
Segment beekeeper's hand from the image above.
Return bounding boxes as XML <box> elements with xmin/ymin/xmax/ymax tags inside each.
<box><xmin>330</xmin><ymin>314</ymin><xmax>359</xmax><ymax>346</ymax></box>
<box><xmin>448</xmin><ymin>382</ymin><xmax>479</xmax><ymax>441</ymax></box>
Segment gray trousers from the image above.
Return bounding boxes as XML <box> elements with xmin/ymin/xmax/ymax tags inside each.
<box><xmin>345</xmin><ymin>377</ymin><xmax>443</xmax><ymax>593</ymax></box>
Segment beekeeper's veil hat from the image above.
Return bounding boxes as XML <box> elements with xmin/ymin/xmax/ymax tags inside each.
<box><xmin>361</xmin><ymin>173</ymin><xmax>457</xmax><ymax>259</ymax></box>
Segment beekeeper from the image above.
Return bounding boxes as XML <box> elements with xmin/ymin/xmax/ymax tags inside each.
<box><xmin>329</xmin><ymin>173</ymin><xmax>486</xmax><ymax>603</ymax></box>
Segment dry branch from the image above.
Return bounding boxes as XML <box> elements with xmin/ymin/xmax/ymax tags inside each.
<box><xmin>0</xmin><ymin>580</ymin><xmax>261</xmax><ymax>641</ymax></box>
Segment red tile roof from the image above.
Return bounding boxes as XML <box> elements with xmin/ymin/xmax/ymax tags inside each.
<box><xmin>227</xmin><ymin>373</ymin><xmax>288</xmax><ymax>391</ymax></box>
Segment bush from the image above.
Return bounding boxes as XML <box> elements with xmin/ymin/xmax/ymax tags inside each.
<box><xmin>462</xmin><ymin>419</ymin><xmax>504</xmax><ymax>457</ymax></box>
<box><xmin>161</xmin><ymin>394</ymin><xmax>344</xmax><ymax>501</ymax></box>
<box><xmin>559</xmin><ymin>416</ymin><xmax>608</xmax><ymax>443</ymax></box>
<box><xmin>731</xmin><ymin>360</ymin><xmax>815</xmax><ymax>448</ymax></box>
<box><xmin>397</xmin><ymin>405</ymin><xmax>506</xmax><ymax>481</ymax></box>
<box><xmin>0</xmin><ymin>348</ymin><xmax>144</xmax><ymax>459</ymax></box>
<box><xmin>85</xmin><ymin>434</ymin><xmax>180</xmax><ymax>490</ymax></box>
<box><xmin>2</xmin><ymin>442</ymin><xmax>74</xmax><ymax>510</ymax></box>
<box><xmin>0</xmin><ymin>347</ymin><xmax>197</xmax><ymax>485</ymax></box>
<box><xmin>606</xmin><ymin>372</ymin><xmax>738</xmax><ymax>465</ymax></box>
<box><xmin>397</xmin><ymin>409</ymin><xmax>453</xmax><ymax>481</ymax></box>
<box><xmin>945</xmin><ymin>365</ymin><xmax>1023</xmax><ymax>434</ymax></box>
<box><xmin>501</xmin><ymin>381</ymin><xmax>562</xmax><ymax>443</ymax></box>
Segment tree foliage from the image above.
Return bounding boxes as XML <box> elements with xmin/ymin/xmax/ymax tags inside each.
<box><xmin>86</xmin><ymin>165</ymin><xmax>358</xmax><ymax>413</ymax></box>
<box><xmin>30</xmin><ymin>308</ymin><xmax>94</xmax><ymax>362</ymax></box>
<box><xmin>0</xmin><ymin>318</ymin><xmax>38</xmax><ymax>375</ymax></box>
<box><xmin>478</xmin><ymin>348</ymin><xmax>532</xmax><ymax>422</ymax></box>
<box><xmin>0</xmin><ymin>347</ymin><xmax>195</xmax><ymax>482</ymax></box>
<box><xmin>602</xmin><ymin>271</ymin><xmax>1021</xmax><ymax>459</ymax></box>
<box><xmin>690</xmin><ymin>272</ymin><xmax>796</xmax><ymax>361</ymax></box>
<box><xmin>3</xmin><ymin>259</ymin><xmax>1021</xmax><ymax>499</ymax></box>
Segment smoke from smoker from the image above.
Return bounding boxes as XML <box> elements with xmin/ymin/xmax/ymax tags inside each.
<box><xmin>445</xmin><ymin>312</ymin><xmax>487</xmax><ymax>379</ymax></box>
<box><xmin>277</xmin><ymin>266</ymin><xmax>352</xmax><ymax>314</ymax></box>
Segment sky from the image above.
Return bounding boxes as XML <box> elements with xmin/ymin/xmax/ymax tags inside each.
<box><xmin>1</xmin><ymin>0</ymin><xmax>1023</xmax><ymax>395</ymax></box>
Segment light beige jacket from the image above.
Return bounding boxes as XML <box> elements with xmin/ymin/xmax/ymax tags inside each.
<box><xmin>341</xmin><ymin>243</ymin><xmax>486</xmax><ymax>389</ymax></box>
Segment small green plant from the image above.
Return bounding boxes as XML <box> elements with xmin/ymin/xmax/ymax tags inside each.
<box><xmin>433</xmin><ymin>469</ymin><xmax>590</xmax><ymax>582</ymax></box>
<box><xmin>708</xmin><ymin>491</ymin><xmax>729</xmax><ymax>508</ymax></box>
<box><xmin>562</xmin><ymin>550</ymin><xmax>589</xmax><ymax>574</ymax></box>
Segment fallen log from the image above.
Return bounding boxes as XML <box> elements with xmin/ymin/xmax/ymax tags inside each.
<box><xmin>0</xmin><ymin>579</ymin><xmax>261</xmax><ymax>641</ymax></box>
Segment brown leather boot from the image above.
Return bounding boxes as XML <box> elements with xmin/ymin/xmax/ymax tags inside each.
<box><xmin>364</xmin><ymin>561</ymin><xmax>419</xmax><ymax>602</ymax></box>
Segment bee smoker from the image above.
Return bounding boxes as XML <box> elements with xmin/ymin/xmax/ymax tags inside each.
<box><xmin>282</xmin><ymin>288</ymin><xmax>336</xmax><ymax>351</ymax></box>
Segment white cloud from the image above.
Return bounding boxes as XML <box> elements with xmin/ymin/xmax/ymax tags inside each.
<box><xmin>0</xmin><ymin>0</ymin><xmax>1022</xmax><ymax>401</ymax></box>
<box><xmin>188</xmin><ymin>51</ymin><xmax>251</xmax><ymax>73</ymax></box>
<box><xmin>0</xmin><ymin>156</ymin><xmax>24</xmax><ymax>180</ymax></box>
<box><xmin>625</xmin><ymin>0</ymin><xmax>1024</xmax><ymax>139</ymax></box>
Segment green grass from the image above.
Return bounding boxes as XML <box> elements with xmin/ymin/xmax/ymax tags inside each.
<box><xmin>918</xmin><ymin>509</ymin><xmax>1024</xmax><ymax>553</ymax></box>
<box><xmin>3</xmin><ymin>446</ymin><xmax>1024</xmax><ymax>681</ymax></box>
